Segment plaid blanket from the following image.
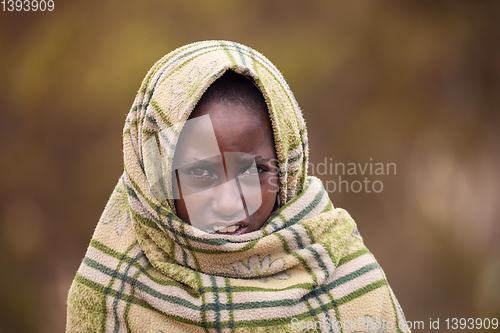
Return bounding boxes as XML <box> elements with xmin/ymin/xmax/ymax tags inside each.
<box><xmin>67</xmin><ymin>41</ymin><xmax>410</xmax><ymax>332</ymax></box>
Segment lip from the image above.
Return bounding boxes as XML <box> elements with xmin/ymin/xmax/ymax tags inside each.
<box><xmin>209</xmin><ymin>222</ymin><xmax>249</xmax><ymax>235</ymax></box>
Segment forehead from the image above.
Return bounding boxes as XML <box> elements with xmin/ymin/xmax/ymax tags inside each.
<box><xmin>174</xmin><ymin>102</ymin><xmax>275</xmax><ymax>165</ymax></box>
<box><xmin>192</xmin><ymin>100</ymin><xmax>270</xmax><ymax>125</ymax></box>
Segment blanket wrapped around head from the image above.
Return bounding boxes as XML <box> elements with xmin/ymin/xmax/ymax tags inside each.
<box><xmin>67</xmin><ymin>40</ymin><xmax>411</xmax><ymax>333</ymax></box>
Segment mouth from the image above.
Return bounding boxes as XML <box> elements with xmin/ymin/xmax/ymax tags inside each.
<box><xmin>208</xmin><ymin>223</ymin><xmax>248</xmax><ymax>235</ymax></box>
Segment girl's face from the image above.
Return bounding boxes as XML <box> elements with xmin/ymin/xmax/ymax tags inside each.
<box><xmin>173</xmin><ymin>101</ymin><xmax>278</xmax><ymax>235</ymax></box>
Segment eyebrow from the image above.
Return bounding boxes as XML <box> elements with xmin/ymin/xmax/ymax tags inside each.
<box><xmin>234</xmin><ymin>155</ymin><xmax>271</xmax><ymax>163</ymax></box>
<box><xmin>177</xmin><ymin>156</ymin><xmax>222</xmax><ymax>168</ymax></box>
<box><xmin>178</xmin><ymin>154</ymin><xmax>272</xmax><ymax>169</ymax></box>
<box><xmin>254</xmin><ymin>155</ymin><xmax>271</xmax><ymax>162</ymax></box>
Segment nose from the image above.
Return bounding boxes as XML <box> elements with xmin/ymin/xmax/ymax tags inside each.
<box><xmin>211</xmin><ymin>179</ymin><xmax>245</xmax><ymax>218</ymax></box>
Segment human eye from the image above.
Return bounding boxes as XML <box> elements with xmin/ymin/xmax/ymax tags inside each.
<box><xmin>240</xmin><ymin>164</ymin><xmax>267</xmax><ymax>177</ymax></box>
<box><xmin>241</xmin><ymin>165</ymin><xmax>257</xmax><ymax>176</ymax></box>
<box><xmin>188</xmin><ymin>168</ymin><xmax>214</xmax><ymax>178</ymax></box>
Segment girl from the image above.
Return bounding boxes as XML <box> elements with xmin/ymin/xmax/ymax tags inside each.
<box><xmin>67</xmin><ymin>40</ymin><xmax>410</xmax><ymax>333</ymax></box>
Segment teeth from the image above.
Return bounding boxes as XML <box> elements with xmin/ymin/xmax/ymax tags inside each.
<box><xmin>212</xmin><ymin>225</ymin><xmax>240</xmax><ymax>233</ymax></box>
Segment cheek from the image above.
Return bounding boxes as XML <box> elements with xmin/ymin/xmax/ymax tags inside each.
<box><xmin>174</xmin><ymin>199</ymin><xmax>190</xmax><ymax>223</ymax></box>
<box><xmin>259</xmin><ymin>176</ymin><xmax>278</xmax><ymax>210</ymax></box>
<box><xmin>174</xmin><ymin>192</ymin><xmax>212</xmax><ymax>224</ymax></box>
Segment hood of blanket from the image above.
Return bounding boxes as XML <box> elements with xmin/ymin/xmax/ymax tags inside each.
<box><xmin>123</xmin><ymin>40</ymin><xmax>318</xmax><ymax>277</ymax></box>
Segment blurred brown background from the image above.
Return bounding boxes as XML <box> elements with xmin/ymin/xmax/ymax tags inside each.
<box><xmin>1</xmin><ymin>1</ymin><xmax>499</xmax><ymax>332</ymax></box>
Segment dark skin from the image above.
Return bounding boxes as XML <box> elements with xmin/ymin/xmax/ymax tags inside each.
<box><xmin>173</xmin><ymin>101</ymin><xmax>278</xmax><ymax>235</ymax></box>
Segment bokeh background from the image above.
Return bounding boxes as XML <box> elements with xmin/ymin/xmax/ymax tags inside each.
<box><xmin>1</xmin><ymin>1</ymin><xmax>499</xmax><ymax>332</ymax></box>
